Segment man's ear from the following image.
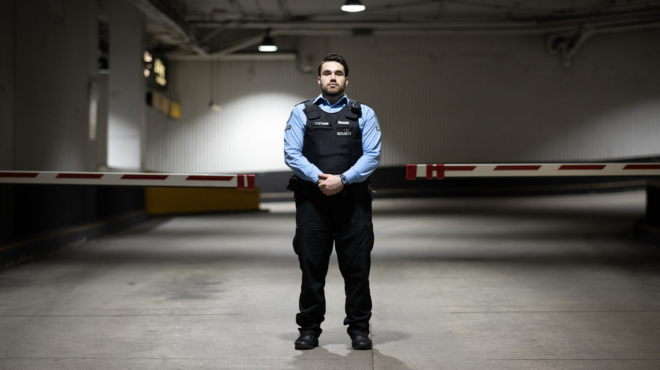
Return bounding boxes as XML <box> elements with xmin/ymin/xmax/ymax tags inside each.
<box><xmin>317</xmin><ymin>76</ymin><xmax>321</xmax><ymax>86</ymax></box>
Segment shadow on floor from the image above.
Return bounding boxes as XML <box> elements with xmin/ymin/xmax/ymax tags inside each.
<box><xmin>289</xmin><ymin>346</ymin><xmax>414</xmax><ymax>370</ymax></box>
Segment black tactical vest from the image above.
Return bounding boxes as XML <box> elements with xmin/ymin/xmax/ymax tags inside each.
<box><xmin>301</xmin><ymin>100</ymin><xmax>363</xmax><ymax>175</ymax></box>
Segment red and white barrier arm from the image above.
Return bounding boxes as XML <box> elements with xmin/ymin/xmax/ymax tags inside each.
<box><xmin>0</xmin><ymin>171</ymin><xmax>256</xmax><ymax>189</ymax></box>
<box><xmin>406</xmin><ymin>164</ymin><xmax>660</xmax><ymax>180</ymax></box>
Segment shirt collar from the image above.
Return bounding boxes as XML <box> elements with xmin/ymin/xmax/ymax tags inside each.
<box><xmin>313</xmin><ymin>94</ymin><xmax>349</xmax><ymax>108</ymax></box>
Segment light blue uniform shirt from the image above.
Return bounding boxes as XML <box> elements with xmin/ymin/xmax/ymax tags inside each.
<box><xmin>284</xmin><ymin>94</ymin><xmax>381</xmax><ymax>184</ymax></box>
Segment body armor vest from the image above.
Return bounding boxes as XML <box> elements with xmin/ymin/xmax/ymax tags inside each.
<box><xmin>301</xmin><ymin>100</ymin><xmax>363</xmax><ymax>175</ymax></box>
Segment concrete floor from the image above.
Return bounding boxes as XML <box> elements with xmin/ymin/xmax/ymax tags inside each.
<box><xmin>1</xmin><ymin>191</ymin><xmax>660</xmax><ymax>369</ymax></box>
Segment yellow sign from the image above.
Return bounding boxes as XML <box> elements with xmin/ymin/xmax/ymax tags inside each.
<box><xmin>170</xmin><ymin>101</ymin><xmax>181</xmax><ymax>119</ymax></box>
<box><xmin>148</xmin><ymin>91</ymin><xmax>181</xmax><ymax>119</ymax></box>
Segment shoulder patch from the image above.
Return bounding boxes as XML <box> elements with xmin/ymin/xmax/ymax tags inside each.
<box><xmin>376</xmin><ymin>126</ymin><xmax>381</xmax><ymax>131</ymax></box>
<box><xmin>285</xmin><ymin>125</ymin><xmax>291</xmax><ymax>131</ymax></box>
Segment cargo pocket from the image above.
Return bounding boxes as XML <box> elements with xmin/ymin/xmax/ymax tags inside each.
<box><xmin>367</xmin><ymin>222</ymin><xmax>374</xmax><ymax>252</ymax></box>
<box><xmin>292</xmin><ymin>230</ymin><xmax>301</xmax><ymax>255</ymax></box>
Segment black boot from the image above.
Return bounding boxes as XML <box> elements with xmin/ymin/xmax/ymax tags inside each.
<box><xmin>349</xmin><ymin>331</ymin><xmax>372</xmax><ymax>350</ymax></box>
<box><xmin>295</xmin><ymin>331</ymin><xmax>319</xmax><ymax>350</ymax></box>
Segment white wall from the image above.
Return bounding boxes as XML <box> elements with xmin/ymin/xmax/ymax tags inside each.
<box><xmin>145</xmin><ymin>60</ymin><xmax>315</xmax><ymax>174</ymax></box>
<box><xmin>0</xmin><ymin>0</ymin><xmax>15</xmax><ymax>170</ymax></box>
<box><xmin>13</xmin><ymin>0</ymin><xmax>99</xmax><ymax>171</ymax></box>
<box><xmin>148</xmin><ymin>31</ymin><xmax>660</xmax><ymax>174</ymax></box>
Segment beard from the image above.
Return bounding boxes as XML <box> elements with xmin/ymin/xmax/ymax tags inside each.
<box><xmin>321</xmin><ymin>83</ymin><xmax>345</xmax><ymax>97</ymax></box>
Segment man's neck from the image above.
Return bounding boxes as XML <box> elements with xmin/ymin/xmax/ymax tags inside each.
<box><xmin>322</xmin><ymin>93</ymin><xmax>343</xmax><ymax>106</ymax></box>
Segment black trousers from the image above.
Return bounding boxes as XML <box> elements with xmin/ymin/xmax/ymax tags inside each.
<box><xmin>293</xmin><ymin>181</ymin><xmax>374</xmax><ymax>335</ymax></box>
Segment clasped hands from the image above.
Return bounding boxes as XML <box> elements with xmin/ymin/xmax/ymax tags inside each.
<box><xmin>317</xmin><ymin>173</ymin><xmax>344</xmax><ymax>196</ymax></box>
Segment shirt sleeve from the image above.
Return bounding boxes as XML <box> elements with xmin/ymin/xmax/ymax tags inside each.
<box><xmin>284</xmin><ymin>104</ymin><xmax>323</xmax><ymax>183</ymax></box>
<box><xmin>342</xmin><ymin>106</ymin><xmax>382</xmax><ymax>184</ymax></box>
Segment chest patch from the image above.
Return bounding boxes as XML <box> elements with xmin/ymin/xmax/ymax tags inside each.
<box><xmin>312</xmin><ymin>122</ymin><xmax>330</xmax><ymax>127</ymax></box>
<box><xmin>337</xmin><ymin>131</ymin><xmax>352</xmax><ymax>136</ymax></box>
<box><xmin>338</xmin><ymin>121</ymin><xmax>350</xmax><ymax>125</ymax></box>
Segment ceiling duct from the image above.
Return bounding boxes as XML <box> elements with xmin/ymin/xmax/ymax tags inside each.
<box><xmin>129</xmin><ymin>0</ymin><xmax>208</xmax><ymax>56</ymax></box>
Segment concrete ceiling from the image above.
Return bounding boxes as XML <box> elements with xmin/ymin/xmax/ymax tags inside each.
<box><xmin>132</xmin><ymin>0</ymin><xmax>660</xmax><ymax>58</ymax></box>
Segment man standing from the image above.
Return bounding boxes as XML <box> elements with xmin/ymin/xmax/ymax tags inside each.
<box><xmin>284</xmin><ymin>53</ymin><xmax>382</xmax><ymax>350</ymax></box>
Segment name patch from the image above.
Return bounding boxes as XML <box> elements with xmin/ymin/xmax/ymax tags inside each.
<box><xmin>313</xmin><ymin>122</ymin><xmax>330</xmax><ymax>127</ymax></box>
<box><xmin>338</xmin><ymin>121</ymin><xmax>349</xmax><ymax>125</ymax></box>
<box><xmin>337</xmin><ymin>131</ymin><xmax>352</xmax><ymax>136</ymax></box>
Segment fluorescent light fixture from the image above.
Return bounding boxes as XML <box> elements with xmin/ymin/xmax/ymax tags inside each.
<box><xmin>342</xmin><ymin>0</ymin><xmax>365</xmax><ymax>12</ymax></box>
<box><xmin>259</xmin><ymin>29</ymin><xmax>277</xmax><ymax>52</ymax></box>
<box><xmin>258</xmin><ymin>44</ymin><xmax>277</xmax><ymax>52</ymax></box>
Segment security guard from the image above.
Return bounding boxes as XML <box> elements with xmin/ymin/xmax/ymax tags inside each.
<box><xmin>284</xmin><ymin>54</ymin><xmax>382</xmax><ymax>350</ymax></box>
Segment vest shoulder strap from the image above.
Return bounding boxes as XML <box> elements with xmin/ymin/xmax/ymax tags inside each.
<box><xmin>301</xmin><ymin>99</ymin><xmax>365</xmax><ymax>120</ymax></box>
<box><xmin>303</xmin><ymin>101</ymin><xmax>321</xmax><ymax>120</ymax></box>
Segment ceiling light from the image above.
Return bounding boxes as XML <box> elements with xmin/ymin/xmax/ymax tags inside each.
<box><xmin>259</xmin><ymin>29</ymin><xmax>277</xmax><ymax>52</ymax></box>
<box><xmin>342</xmin><ymin>0</ymin><xmax>365</xmax><ymax>12</ymax></box>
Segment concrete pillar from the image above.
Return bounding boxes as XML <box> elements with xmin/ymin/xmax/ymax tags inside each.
<box><xmin>14</xmin><ymin>0</ymin><xmax>94</xmax><ymax>171</ymax></box>
<box><xmin>0</xmin><ymin>1</ymin><xmax>13</xmax><ymax>240</ymax></box>
<box><xmin>107</xmin><ymin>0</ymin><xmax>144</xmax><ymax>171</ymax></box>
<box><xmin>0</xmin><ymin>0</ymin><xmax>15</xmax><ymax>171</ymax></box>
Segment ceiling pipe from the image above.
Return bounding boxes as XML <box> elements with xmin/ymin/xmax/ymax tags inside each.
<box><xmin>166</xmin><ymin>29</ymin><xmax>288</xmax><ymax>60</ymax></box>
<box><xmin>129</xmin><ymin>0</ymin><xmax>209</xmax><ymax>57</ymax></box>
<box><xmin>188</xmin><ymin>19</ymin><xmax>660</xmax><ymax>35</ymax></box>
<box><xmin>172</xmin><ymin>21</ymin><xmax>660</xmax><ymax>40</ymax></box>
<box><xmin>165</xmin><ymin>20</ymin><xmax>660</xmax><ymax>61</ymax></box>
<box><xmin>187</xmin><ymin>6</ymin><xmax>660</xmax><ymax>33</ymax></box>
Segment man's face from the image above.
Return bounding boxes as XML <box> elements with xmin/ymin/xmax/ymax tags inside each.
<box><xmin>318</xmin><ymin>61</ymin><xmax>348</xmax><ymax>97</ymax></box>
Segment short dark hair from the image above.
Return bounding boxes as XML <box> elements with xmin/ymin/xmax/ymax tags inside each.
<box><xmin>317</xmin><ymin>53</ymin><xmax>349</xmax><ymax>77</ymax></box>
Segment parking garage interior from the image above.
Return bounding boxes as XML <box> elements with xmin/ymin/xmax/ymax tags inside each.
<box><xmin>1</xmin><ymin>1</ymin><xmax>660</xmax><ymax>369</ymax></box>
